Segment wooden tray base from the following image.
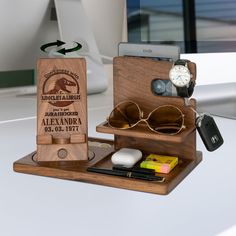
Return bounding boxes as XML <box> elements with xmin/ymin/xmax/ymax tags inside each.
<box><xmin>13</xmin><ymin>138</ymin><xmax>202</xmax><ymax>195</ymax></box>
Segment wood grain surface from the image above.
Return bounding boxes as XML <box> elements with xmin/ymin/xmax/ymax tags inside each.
<box><xmin>13</xmin><ymin>138</ymin><xmax>202</xmax><ymax>195</ymax></box>
<box><xmin>37</xmin><ymin>58</ymin><xmax>88</xmax><ymax>161</ymax></box>
<box><xmin>13</xmin><ymin>57</ymin><xmax>202</xmax><ymax>195</ymax></box>
<box><xmin>98</xmin><ymin>56</ymin><xmax>197</xmax><ymax>160</ymax></box>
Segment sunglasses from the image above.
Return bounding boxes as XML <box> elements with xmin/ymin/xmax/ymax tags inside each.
<box><xmin>107</xmin><ymin>100</ymin><xmax>186</xmax><ymax>135</ymax></box>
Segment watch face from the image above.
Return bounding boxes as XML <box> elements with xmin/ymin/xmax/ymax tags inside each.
<box><xmin>169</xmin><ymin>65</ymin><xmax>191</xmax><ymax>87</ymax></box>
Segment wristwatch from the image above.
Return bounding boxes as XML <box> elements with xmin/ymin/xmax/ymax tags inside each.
<box><xmin>169</xmin><ymin>59</ymin><xmax>195</xmax><ymax>98</ymax></box>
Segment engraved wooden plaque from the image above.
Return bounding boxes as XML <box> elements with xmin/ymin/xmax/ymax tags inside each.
<box><xmin>36</xmin><ymin>58</ymin><xmax>88</xmax><ymax>162</ymax></box>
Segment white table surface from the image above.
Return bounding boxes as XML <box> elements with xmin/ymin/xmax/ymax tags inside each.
<box><xmin>0</xmin><ymin>65</ymin><xmax>235</xmax><ymax>236</ymax></box>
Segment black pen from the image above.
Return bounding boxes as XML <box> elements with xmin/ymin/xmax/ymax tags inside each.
<box><xmin>113</xmin><ymin>165</ymin><xmax>156</xmax><ymax>175</ymax></box>
<box><xmin>87</xmin><ymin>167</ymin><xmax>165</xmax><ymax>182</ymax></box>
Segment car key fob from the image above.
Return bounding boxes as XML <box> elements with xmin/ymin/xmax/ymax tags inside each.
<box><xmin>196</xmin><ymin>114</ymin><xmax>224</xmax><ymax>152</ymax></box>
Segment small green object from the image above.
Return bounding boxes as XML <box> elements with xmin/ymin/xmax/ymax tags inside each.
<box><xmin>40</xmin><ymin>40</ymin><xmax>65</xmax><ymax>53</ymax></box>
<box><xmin>0</xmin><ymin>70</ymin><xmax>34</xmax><ymax>88</ymax></box>
<box><xmin>57</xmin><ymin>42</ymin><xmax>82</xmax><ymax>55</ymax></box>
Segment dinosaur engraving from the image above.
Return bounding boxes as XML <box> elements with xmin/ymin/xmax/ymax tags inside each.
<box><xmin>46</xmin><ymin>77</ymin><xmax>76</xmax><ymax>94</ymax></box>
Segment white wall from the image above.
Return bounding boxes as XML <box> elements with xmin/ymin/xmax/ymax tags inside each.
<box><xmin>82</xmin><ymin>0</ymin><xmax>126</xmax><ymax>57</ymax></box>
<box><xmin>182</xmin><ymin>52</ymin><xmax>236</xmax><ymax>85</ymax></box>
<box><xmin>0</xmin><ymin>0</ymin><xmax>58</xmax><ymax>71</ymax></box>
<box><xmin>0</xmin><ymin>0</ymin><xmax>125</xmax><ymax>71</ymax></box>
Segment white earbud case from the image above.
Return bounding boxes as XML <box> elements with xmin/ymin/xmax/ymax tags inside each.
<box><xmin>111</xmin><ymin>148</ymin><xmax>142</xmax><ymax>168</ymax></box>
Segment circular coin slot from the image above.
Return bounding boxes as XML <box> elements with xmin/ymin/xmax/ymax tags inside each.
<box><xmin>57</xmin><ymin>148</ymin><xmax>68</xmax><ymax>159</ymax></box>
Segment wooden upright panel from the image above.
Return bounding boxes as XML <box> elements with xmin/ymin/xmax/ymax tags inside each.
<box><xmin>36</xmin><ymin>58</ymin><xmax>88</xmax><ymax>161</ymax></box>
<box><xmin>112</xmin><ymin>56</ymin><xmax>197</xmax><ymax>160</ymax></box>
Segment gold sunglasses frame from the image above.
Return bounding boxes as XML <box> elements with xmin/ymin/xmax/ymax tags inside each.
<box><xmin>107</xmin><ymin>100</ymin><xmax>186</xmax><ymax>135</ymax></box>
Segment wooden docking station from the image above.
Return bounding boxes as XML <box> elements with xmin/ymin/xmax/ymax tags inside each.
<box><xmin>14</xmin><ymin>57</ymin><xmax>202</xmax><ymax>195</ymax></box>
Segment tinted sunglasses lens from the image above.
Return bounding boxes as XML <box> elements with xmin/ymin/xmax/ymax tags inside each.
<box><xmin>148</xmin><ymin>106</ymin><xmax>183</xmax><ymax>134</ymax></box>
<box><xmin>108</xmin><ymin>101</ymin><xmax>140</xmax><ymax>129</ymax></box>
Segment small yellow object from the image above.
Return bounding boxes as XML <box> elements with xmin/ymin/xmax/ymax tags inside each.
<box><xmin>140</xmin><ymin>154</ymin><xmax>178</xmax><ymax>174</ymax></box>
